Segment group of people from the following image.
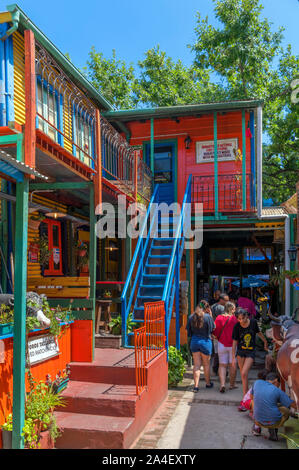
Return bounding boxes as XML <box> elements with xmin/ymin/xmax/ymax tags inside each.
<box><xmin>186</xmin><ymin>289</ymin><xmax>297</xmax><ymax>441</ymax></box>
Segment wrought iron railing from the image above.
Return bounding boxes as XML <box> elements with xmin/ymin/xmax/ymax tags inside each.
<box><xmin>192</xmin><ymin>173</ymin><xmax>255</xmax><ymax>213</ymax></box>
<box><xmin>101</xmin><ymin>116</ymin><xmax>152</xmax><ymax>202</ymax></box>
<box><xmin>35</xmin><ymin>42</ymin><xmax>96</xmax><ymax>168</ymax></box>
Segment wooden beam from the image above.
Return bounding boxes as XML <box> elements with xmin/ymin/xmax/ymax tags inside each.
<box><xmin>89</xmin><ymin>184</ymin><xmax>96</xmax><ymax>360</ymax></box>
<box><xmin>242</xmin><ymin>109</ymin><xmax>246</xmax><ymax>210</ymax></box>
<box><xmin>29</xmin><ymin>181</ymin><xmax>92</xmax><ymax>190</ymax></box>
<box><xmin>24</xmin><ymin>30</ymin><xmax>36</xmax><ymax>169</ymax></box>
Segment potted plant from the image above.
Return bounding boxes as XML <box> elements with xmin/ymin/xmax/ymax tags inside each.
<box><xmin>75</xmin><ymin>240</ymin><xmax>89</xmax><ymax>271</ymax></box>
<box><xmin>108</xmin><ymin>312</ymin><xmax>139</xmax><ymax>336</ymax></box>
<box><xmin>1</xmin><ymin>414</ymin><xmax>12</xmax><ymax>449</ymax></box>
<box><xmin>103</xmin><ymin>290</ymin><xmax>112</xmax><ymax>299</ymax></box>
<box><xmin>46</xmin><ymin>365</ymin><xmax>71</xmax><ymax>394</ymax></box>
<box><xmin>0</xmin><ymin>303</ymin><xmax>14</xmax><ymax>337</ymax></box>
<box><xmin>28</xmin><ymin>212</ymin><xmax>45</xmax><ymax>231</ymax></box>
<box><xmin>284</xmin><ymin>270</ymin><xmax>299</xmax><ymax>284</ymax></box>
<box><xmin>23</xmin><ymin>372</ymin><xmax>66</xmax><ymax>449</ymax></box>
<box><xmin>34</xmin><ymin>234</ymin><xmax>51</xmax><ymax>268</ymax></box>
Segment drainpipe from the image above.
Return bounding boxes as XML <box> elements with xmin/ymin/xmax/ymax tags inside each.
<box><xmin>0</xmin><ymin>8</ymin><xmax>19</xmax><ymax>41</ymax></box>
<box><xmin>256</xmin><ymin>106</ymin><xmax>263</xmax><ymax>218</ymax></box>
<box><xmin>285</xmin><ymin>215</ymin><xmax>290</xmax><ymax>316</ymax></box>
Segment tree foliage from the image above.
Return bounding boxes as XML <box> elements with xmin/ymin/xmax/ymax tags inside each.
<box><xmin>85</xmin><ymin>0</ymin><xmax>299</xmax><ymax>203</ymax></box>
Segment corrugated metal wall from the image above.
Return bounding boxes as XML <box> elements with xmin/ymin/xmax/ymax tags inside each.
<box><xmin>12</xmin><ymin>31</ymin><xmax>26</xmax><ymax>125</ymax></box>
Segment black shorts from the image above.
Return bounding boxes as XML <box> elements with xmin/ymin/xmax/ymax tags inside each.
<box><xmin>237</xmin><ymin>350</ymin><xmax>255</xmax><ymax>359</ymax></box>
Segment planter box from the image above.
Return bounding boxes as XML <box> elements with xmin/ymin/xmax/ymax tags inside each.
<box><xmin>95</xmin><ymin>333</ymin><xmax>122</xmax><ymax>349</ymax></box>
<box><xmin>1</xmin><ymin>429</ymin><xmax>12</xmax><ymax>449</ymax></box>
<box><xmin>38</xmin><ymin>430</ymin><xmax>54</xmax><ymax>449</ymax></box>
<box><xmin>0</xmin><ymin>323</ymin><xmax>14</xmax><ymax>337</ymax></box>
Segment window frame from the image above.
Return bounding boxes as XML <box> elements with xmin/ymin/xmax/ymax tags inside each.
<box><xmin>42</xmin><ymin>219</ymin><xmax>63</xmax><ymax>276</ymax></box>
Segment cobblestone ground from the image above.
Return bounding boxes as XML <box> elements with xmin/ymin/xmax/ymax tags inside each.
<box><xmin>131</xmin><ymin>351</ymin><xmax>288</xmax><ymax>450</ymax></box>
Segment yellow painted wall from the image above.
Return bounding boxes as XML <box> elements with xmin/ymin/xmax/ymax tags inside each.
<box><xmin>12</xmin><ymin>31</ymin><xmax>26</xmax><ymax>126</ymax></box>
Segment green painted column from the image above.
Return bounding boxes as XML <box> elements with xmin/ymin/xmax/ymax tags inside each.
<box><xmin>89</xmin><ymin>185</ymin><xmax>96</xmax><ymax>361</ymax></box>
<box><xmin>150</xmin><ymin>118</ymin><xmax>154</xmax><ymax>175</ymax></box>
<box><xmin>290</xmin><ymin>214</ymin><xmax>296</xmax><ymax>315</ymax></box>
<box><xmin>242</xmin><ymin>109</ymin><xmax>246</xmax><ymax>210</ymax></box>
<box><xmin>1</xmin><ymin>180</ymin><xmax>8</xmax><ymax>293</ymax></box>
<box><xmin>213</xmin><ymin>112</ymin><xmax>219</xmax><ymax>219</ymax></box>
<box><xmin>12</xmin><ymin>178</ymin><xmax>29</xmax><ymax>449</ymax></box>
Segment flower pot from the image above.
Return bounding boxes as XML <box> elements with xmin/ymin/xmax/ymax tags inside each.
<box><xmin>78</xmin><ymin>250</ymin><xmax>87</xmax><ymax>257</ymax></box>
<box><xmin>81</xmin><ymin>264</ymin><xmax>89</xmax><ymax>273</ymax></box>
<box><xmin>1</xmin><ymin>429</ymin><xmax>12</xmax><ymax>449</ymax></box>
<box><xmin>28</xmin><ymin>219</ymin><xmax>41</xmax><ymax>230</ymax></box>
<box><xmin>0</xmin><ymin>322</ymin><xmax>14</xmax><ymax>337</ymax></box>
<box><xmin>38</xmin><ymin>430</ymin><xmax>54</xmax><ymax>449</ymax></box>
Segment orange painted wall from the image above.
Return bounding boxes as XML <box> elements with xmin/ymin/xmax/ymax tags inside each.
<box><xmin>0</xmin><ymin>326</ymin><xmax>71</xmax><ymax>427</ymax></box>
<box><xmin>126</xmin><ymin>111</ymin><xmax>252</xmax><ymax>207</ymax></box>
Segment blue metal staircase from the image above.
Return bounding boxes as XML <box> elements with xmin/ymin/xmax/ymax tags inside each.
<box><xmin>121</xmin><ymin>175</ymin><xmax>192</xmax><ymax>350</ymax></box>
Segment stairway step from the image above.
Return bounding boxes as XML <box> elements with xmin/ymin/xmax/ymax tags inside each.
<box><xmin>152</xmin><ymin>245</ymin><xmax>173</xmax><ymax>250</ymax></box>
<box><xmin>149</xmin><ymin>254</ymin><xmax>171</xmax><ymax>259</ymax></box>
<box><xmin>146</xmin><ymin>264</ymin><xmax>169</xmax><ymax>268</ymax></box>
<box><xmin>143</xmin><ymin>274</ymin><xmax>167</xmax><ymax>278</ymax></box>
<box><xmin>59</xmin><ymin>381</ymin><xmax>137</xmax><ymax>417</ymax></box>
<box><xmin>137</xmin><ymin>295</ymin><xmax>162</xmax><ymax>300</ymax></box>
<box><xmin>54</xmin><ymin>411</ymin><xmax>135</xmax><ymax>449</ymax></box>
<box><xmin>140</xmin><ymin>284</ymin><xmax>164</xmax><ymax>289</ymax></box>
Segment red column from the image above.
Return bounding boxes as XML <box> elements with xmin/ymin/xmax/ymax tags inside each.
<box><xmin>94</xmin><ymin>109</ymin><xmax>102</xmax><ymax>214</ymax></box>
<box><xmin>24</xmin><ymin>29</ymin><xmax>36</xmax><ymax>169</ymax></box>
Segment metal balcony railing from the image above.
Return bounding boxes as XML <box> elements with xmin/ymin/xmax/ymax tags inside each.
<box><xmin>192</xmin><ymin>173</ymin><xmax>256</xmax><ymax>214</ymax></box>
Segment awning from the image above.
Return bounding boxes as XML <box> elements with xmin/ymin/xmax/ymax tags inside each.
<box><xmin>0</xmin><ymin>149</ymin><xmax>48</xmax><ymax>182</ymax></box>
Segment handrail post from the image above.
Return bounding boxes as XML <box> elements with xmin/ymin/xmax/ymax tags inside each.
<box><xmin>175</xmin><ymin>246</ymin><xmax>180</xmax><ymax>350</ymax></box>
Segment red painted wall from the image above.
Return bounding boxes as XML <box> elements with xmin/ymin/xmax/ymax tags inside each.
<box><xmin>126</xmin><ymin>111</ymin><xmax>253</xmax><ymax>208</ymax></box>
<box><xmin>0</xmin><ymin>326</ymin><xmax>71</xmax><ymax>428</ymax></box>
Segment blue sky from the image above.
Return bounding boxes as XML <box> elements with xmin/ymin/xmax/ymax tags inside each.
<box><xmin>2</xmin><ymin>0</ymin><xmax>298</xmax><ymax>72</ymax></box>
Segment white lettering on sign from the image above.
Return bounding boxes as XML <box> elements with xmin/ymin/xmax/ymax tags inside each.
<box><xmin>196</xmin><ymin>138</ymin><xmax>238</xmax><ymax>163</ymax></box>
<box><xmin>27</xmin><ymin>334</ymin><xmax>59</xmax><ymax>365</ymax></box>
<box><xmin>290</xmin><ymin>339</ymin><xmax>299</xmax><ymax>364</ymax></box>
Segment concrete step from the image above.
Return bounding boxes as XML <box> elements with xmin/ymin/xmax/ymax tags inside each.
<box><xmin>54</xmin><ymin>411</ymin><xmax>135</xmax><ymax>449</ymax></box>
<box><xmin>59</xmin><ymin>381</ymin><xmax>137</xmax><ymax>417</ymax></box>
<box><xmin>69</xmin><ymin>349</ymin><xmax>136</xmax><ymax>386</ymax></box>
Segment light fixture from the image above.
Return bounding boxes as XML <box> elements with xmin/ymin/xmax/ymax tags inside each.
<box><xmin>45</xmin><ymin>211</ymin><xmax>66</xmax><ymax>219</ymax></box>
<box><xmin>184</xmin><ymin>135</ymin><xmax>192</xmax><ymax>149</ymax></box>
<box><xmin>105</xmin><ymin>241</ymin><xmax>118</xmax><ymax>252</ymax></box>
<box><xmin>288</xmin><ymin>245</ymin><xmax>299</xmax><ymax>262</ymax></box>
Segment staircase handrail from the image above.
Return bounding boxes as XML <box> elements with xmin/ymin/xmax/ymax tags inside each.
<box><xmin>121</xmin><ymin>185</ymin><xmax>159</xmax><ymax>345</ymax></box>
<box><xmin>162</xmin><ymin>175</ymin><xmax>192</xmax><ymax>303</ymax></box>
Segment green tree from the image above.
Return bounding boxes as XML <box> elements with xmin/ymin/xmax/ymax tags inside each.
<box><xmin>86</xmin><ymin>47</ymin><xmax>136</xmax><ymax>109</ymax></box>
<box><xmin>190</xmin><ymin>0</ymin><xmax>299</xmax><ymax>202</ymax></box>
<box><xmin>133</xmin><ymin>45</ymin><xmax>222</xmax><ymax>107</ymax></box>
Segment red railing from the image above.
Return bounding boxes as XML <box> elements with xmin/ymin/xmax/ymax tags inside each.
<box><xmin>192</xmin><ymin>173</ymin><xmax>255</xmax><ymax>213</ymax></box>
<box><xmin>134</xmin><ymin>301</ymin><xmax>166</xmax><ymax>396</ymax></box>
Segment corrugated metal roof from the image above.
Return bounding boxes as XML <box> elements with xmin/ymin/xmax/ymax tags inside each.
<box><xmin>0</xmin><ymin>149</ymin><xmax>48</xmax><ymax>180</ymax></box>
<box><xmin>103</xmin><ymin>99</ymin><xmax>263</xmax><ymax>122</ymax></box>
<box><xmin>261</xmin><ymin>207</ymin><xmax>288</xmax><ymax>217</ymax></box>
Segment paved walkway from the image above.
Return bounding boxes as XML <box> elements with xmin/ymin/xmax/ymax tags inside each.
<box><xmin>132</xmin><ymin>353</ymin><xmax>287</xmax><ymax>449</ymax></box>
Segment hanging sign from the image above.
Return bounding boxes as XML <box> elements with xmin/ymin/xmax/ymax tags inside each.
<box><xmin>27</xmin><ymin>334</ymin><xmax>60</xmax><ymax>365</ymax></box>
<box><xmin>53</xmin><ymin>248</ymin><xmax>60</xmax><ymax>265</ymax></box>
<box><xmin>196</xmin><ymin>138</ymin><xmax>238</xmax><ymax>163</ymax></box>
<box><xmin>28</xmin><ymin>242</ymin><xmax>39</xmax><ymax>263</ymax></box>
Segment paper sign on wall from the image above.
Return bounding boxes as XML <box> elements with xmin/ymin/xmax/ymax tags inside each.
<box><xmin>27</xmin><ymin>334</ymin><xmax>60</xmax><ymax>365</ymax></box>
<box><xmin>196</xmin><ymin>138</ymin><xmax>238</xmax><ymax>163</ymax></box>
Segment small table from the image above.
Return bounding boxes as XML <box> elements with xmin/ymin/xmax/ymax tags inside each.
<box><xmin>95</xmin><ymin>299</ymin><xmax>113</xmax><ymax>333</ymax></box>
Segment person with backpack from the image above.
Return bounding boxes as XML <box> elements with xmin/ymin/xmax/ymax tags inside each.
<box><xmin>213</xmin><ymin>301</ymin><xmax>238</xmax><ymax>393</ymax></box>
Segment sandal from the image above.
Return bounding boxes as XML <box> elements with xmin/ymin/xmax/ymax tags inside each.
<box><xmin>220</xmin><ymin>386</ymin><xmax>225</xmax><ymax>393</ymax></box>
<box><xmin>206</xmin><ymin>382</ymin><xmax>214</xmax><ymax>388</ymax></box>
<box><xmin>229</xmin><ymin>385</ymin><xmax>238</xmax><ymax>390</ymax></box>
<box><xmin>193</xmin><ymin>387</ymin><xmax>199</xmax><ymax>393</ymax></box>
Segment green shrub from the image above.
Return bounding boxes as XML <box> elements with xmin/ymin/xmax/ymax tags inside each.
<box><xmin>168</xmin><ymin>346</ymin><xmax>186</xmax><ymax>387</ymax></box>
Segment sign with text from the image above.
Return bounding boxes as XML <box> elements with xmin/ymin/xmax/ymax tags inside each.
<box><xmin>196</xmin><ymin>138</ymin><xmax>238</xmax><ymax>163</ymax></box>
<box><xmin>27</xmin><ymin>334</ymin><xmax>60</xmax><ymax>365</ymax></box>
